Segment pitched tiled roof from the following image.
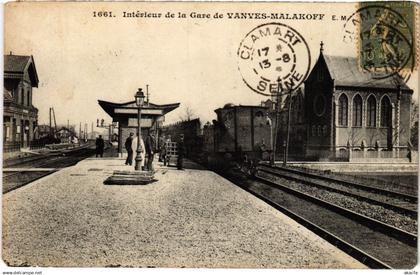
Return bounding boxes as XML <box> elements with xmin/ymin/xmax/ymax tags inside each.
<box><xmin>4</xmin><ymin>55</ymin><xmax>31</xmax><ymax>73</ymax></box>
<box><xmin>323</xmin><ymin>55</ymin><xmax>410</xmax><ymax>90</ymax></box>
<box><xmin>4</xmin><ymin>54</ymin><xmax>39</xmax><ymax>87</ymax></box>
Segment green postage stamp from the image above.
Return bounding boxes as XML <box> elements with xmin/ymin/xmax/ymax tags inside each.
<box><xmin>352</xmin><ymin>2</ymin><xmax>418</xmax><ymax>79</ymax></box>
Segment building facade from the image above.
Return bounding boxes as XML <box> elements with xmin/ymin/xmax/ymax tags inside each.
<box><xmin>303</xmin><ymin>48</ymin><xmax>413</xmax><ymax>160</ymax></box>
<box><xmin>4</xmin><ymin>54</ymin><xmax>39</xmax><ymax>149</ymax></box>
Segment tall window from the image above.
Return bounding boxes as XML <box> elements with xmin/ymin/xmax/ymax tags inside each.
<box><xmin>380</xmin><ymin>96</ymin><xmax>392</xmax><ymax>127</ymax></box>
<box><xmin>338</xmin><ymin>94</ymin><xmax>348</xmax><ymax>126</ymax></box>
<box><xmin>352</xmin><ymin>95</ymin><xmax>363</xmax><ymax>127</ymax></box>
<box><xmin>20</xmin><ymin>88</ymin><xmax>24</xmax><ymax>105</ymax></box>
<box><xmin>367</xmin><ymin>96</ymin><xmax>376</xmax><ymax>127</ymax></box>
<box><xmin>27</xmin><ymin>88</ymin><xmax>31</xmax><ymax>106</ymax></box>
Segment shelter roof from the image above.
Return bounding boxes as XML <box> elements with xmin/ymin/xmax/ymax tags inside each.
<box><xmin>98</xmin><ymin>100</ymin><xmax>180</xmax><ymax>118</ymax></box>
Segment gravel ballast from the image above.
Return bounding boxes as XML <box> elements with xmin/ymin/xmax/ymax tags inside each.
<box><xmin>3</xmin><ymin>158</ymin><xmax>365</xmax><ymax>268</ymax></box>
<box><xmin>258</xmin><ymin>171</ymin><xmax>417</xmax><ymax>234</ymax></box>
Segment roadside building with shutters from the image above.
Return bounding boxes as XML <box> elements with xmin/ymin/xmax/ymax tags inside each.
<box><xmin>3</xmin><ymin>54</ymin><xmax>40</xmax><ymax>149</ymax></box>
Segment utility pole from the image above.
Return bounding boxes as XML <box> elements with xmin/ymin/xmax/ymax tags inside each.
<box><xmin>91</xmin><ymin>122</ymin><xmax>94</xmax><ymax>139</ymax></box>
<box><xmin>49</xmin><ymin>108</ymin><xmax>52</xmax><ymax>137</ymax></box>
<box><xmin>146</xmin><ymin>84</ymin><xmax>150</xmax><ymax>105</ymax></box>
<box><xmin>272</xmin><ymin>77</ymin><xmax>282</xmax><ymax>165</ymax></box>
<box><xmin>79</xmin><ymin>122</ymin><xmax>82</xmax><ymax>140</ymax></box>
<box><xmin>84</xmin><ymin>123</ymin><xmax>88</xmax><ymax>141</ymax></box>
<box><xmin>283</xmin><ymin>89</ymin><xmax>293</xmax><ymax>166</ymax></box>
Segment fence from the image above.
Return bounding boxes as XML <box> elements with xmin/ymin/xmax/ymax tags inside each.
<box><xmin>299</xmin><ymin>145</ymin><xmax>415</xmax><ymax>162</ymax></box>
<box><xmin>30</xmin><ymin>140</ymin><xmax>48</xmax><ymax>150</ymax></box>
<box><xmin>3</xmin><ymin>142</ymin><xmax>21</xmax><ymax>153</ymax></box>
<box><xmin>345</xmin><ymin>147</ymin><xmax>416</xmax><ymax>162</ymax></box>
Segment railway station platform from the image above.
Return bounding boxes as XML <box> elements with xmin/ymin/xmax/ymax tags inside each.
<box><xmin>2</xmin><ymin>157</ymin><xmax>365</xmax><ymax>268</ymax></box>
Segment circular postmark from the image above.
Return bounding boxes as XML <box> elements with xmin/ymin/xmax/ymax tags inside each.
<box><xmin>343</xmin><ymin>5</ymin><xmax>415</xmax><ymax>81</ymax></box>
<box><xmin>237</xmin><ymin>23</ymin><xmax>311</xmax><ymax>96</ymax></box>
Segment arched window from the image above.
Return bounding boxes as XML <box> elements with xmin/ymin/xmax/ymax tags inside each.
<box><xmin>380</xmin><ymin>96</ymin><xmax>392</xmax><ymax>127</ymax></box>
<box><xmin>338</xmin><ymin>94</ymin><xmax>348</xmax><ymax>126</ymax></box>
<box><xmin>367</xmin><ymin>95</ymin><xmax>376</xmax><ymax>127</ymax></box>
<box><xmin>352</xmin><ymin>95</ymin><xmax>363</xmax><ymax>127</ymax></box>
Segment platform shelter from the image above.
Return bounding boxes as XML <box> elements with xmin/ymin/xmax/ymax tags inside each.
<box><xmin>98</xmin><ymin>99</ymin><xmax>180</xmax><ymax>156</ymax></box>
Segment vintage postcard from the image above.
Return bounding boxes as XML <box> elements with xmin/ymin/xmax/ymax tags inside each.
<box><xmin>2</xmin><ymin>0</ymin><xmax>419</xmax><ymax>273</ymax></box>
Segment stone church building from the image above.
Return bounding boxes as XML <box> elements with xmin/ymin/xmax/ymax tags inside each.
<box><xmin>267</xmin><ymin>45</ymin><xmax>413</xmax><ymax>161</ymax></box>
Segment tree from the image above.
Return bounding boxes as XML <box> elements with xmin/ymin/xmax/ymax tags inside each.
<box><xmin>178</xmin><ymin>106</ymin><xmax>196</xmax><ymax>122</ymax></box>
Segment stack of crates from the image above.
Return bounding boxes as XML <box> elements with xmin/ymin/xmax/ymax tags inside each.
<box><xmin>165</xmin><ymin>141</ymin><xmax>178</xmax><ymax>167</ymax></box>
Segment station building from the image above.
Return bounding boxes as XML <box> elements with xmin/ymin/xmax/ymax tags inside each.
<box><xmin>3</xmin><ymin>54</ymin><xmax>40</xmax><ymax>149</ymax></box>
<box><xmin>98</xmin><ymin>99</ymin><xmax>179</xmax><ymax>156</ymax></box>
<box><xmin>268</xmin><ymin>45</ymin><xmax>414</xmax><ymax>161</ymax></box>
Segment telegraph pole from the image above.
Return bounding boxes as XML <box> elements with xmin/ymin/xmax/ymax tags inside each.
<box><xmin>283</xmin><ymin>89</ymin><xmax>293</xmax><ymax>166</ymax></box>
<box><xmin>49</xmin><ymin>108</ymin><xmax>52</xmax><ymax>137</ymax></box>
<box><xmin>272</xmin><ymin>77</ymin><xmax>282</xmax><ymax>165</ymax></box>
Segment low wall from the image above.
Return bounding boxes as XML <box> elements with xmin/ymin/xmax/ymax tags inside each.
<box><xmin>288</xmin><ymin>162</ymin><xmax>418</xmax><ymax>173</ymax></box>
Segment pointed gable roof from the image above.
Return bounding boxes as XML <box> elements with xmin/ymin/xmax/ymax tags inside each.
<box><xmin>4</xmin><ymin>54</ymin><xmax>39</xmax><ymax>88</ymax></box>
<box><xmin>322</xmin><ymin>54</ymin><xmax>410</xmax><ymax>90</ymax></box>
<box><xmin>306</xmin><ymin>43</ymin><xmax>411</xmax><ymax>91</ymax></box>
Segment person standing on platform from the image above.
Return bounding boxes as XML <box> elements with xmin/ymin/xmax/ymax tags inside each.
<box><xmin>125</xmin><ymin>132</ymin><xmax>134</xmax><ymax>165</ymax></box>
<box><xmin>131</xmin><ymin>133</ymin><xmax>145</xmax><ymax>168</ymax></box>
<box><xmin>145</xmin><ymin>131</ymin><xmax>156</xmax><ymax>171</ymax></box>
<box><xmin>95</xmin><ymin>135</ymin><xmax>104</xmax><ymax>158</ymax></box>
<box><xmin>177</xmin><ymin>134</ymin><xmax>186</xmax><ymax>170</ymax></box>
<box><xmin>158</xmin><ymin>135</ymin><xmax>165</xmax><ymax>162</ymax></box>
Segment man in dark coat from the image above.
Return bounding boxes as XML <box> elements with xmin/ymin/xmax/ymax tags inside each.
<box><xmin>177</xmin><ymin>134</ymin><xmax>186</xmax><ymax>170</ymax></box>
<box><xmin>95</xmin><ymin>135</ymin><xmax>105</xmax><ymax>158</ymax></box>
<box><xmin>145</xmin><ymin>131</ymin><xmax>156</xmax><ymax>171</ymax></box>
<box><xmin>125</xmin><ymin>132</ymin><xmax>134</xmax><ymax>165</ymax></box>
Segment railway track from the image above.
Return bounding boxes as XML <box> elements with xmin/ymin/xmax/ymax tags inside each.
<box><xmin>222</xmin><ymin>170</ymin><xmax>417</xmax><ymax>269</ymax></box>
<box><xmin>259</xmin><ymin>164</ymin><xmax>418</xmax><ymax>202</ymax></box>
<box><xmin>2</xmin><ymin>147</ymin><xmax>96</xmax><ymax>194</ymax></box>
<box><xmin>257</xmin><ymin>165</ymin><xmax>418</xmax><ymax>218</ymax></box>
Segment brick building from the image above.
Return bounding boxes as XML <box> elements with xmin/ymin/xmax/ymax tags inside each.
<box><xmin>214</xmin><ymin>104</ymin><xmax>272</xmax><ymax>153</ymax></box>
<box><xmin>3</xmin><ymin>54</ymin><xmax>39</xmax><ymax>149</ymax></box>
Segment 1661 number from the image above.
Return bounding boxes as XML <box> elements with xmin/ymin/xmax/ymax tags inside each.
<box><xmin>93</xmin><ymin>11</ymin><xmax>114</xmax><ymax>17</ymax></box>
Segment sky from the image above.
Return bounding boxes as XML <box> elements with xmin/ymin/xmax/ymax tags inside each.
<box><xmin>4</xmin><ymin>1</ymin><xmax>418</xmax><ymax>133</ymax></box>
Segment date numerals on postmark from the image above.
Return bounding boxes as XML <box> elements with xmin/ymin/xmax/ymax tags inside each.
<box><xmin>238</xmin><ymin>23</ymin><xmax>311</xmax><ymax>96</ymax></box>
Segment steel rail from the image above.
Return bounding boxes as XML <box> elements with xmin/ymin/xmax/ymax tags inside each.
<box><xmin>258</xmin><ymin>166</ymin><xmax>417</xmax><ymax>217</ymax></box>
<box><xmin>260</xmin><ymin>163</ymin><xmax>418</xmax><ymax>203</ymax></box>
<box><xmin>254</xmin><ymin>174</ymin><xmax>417</xmax><ymax>247</ymax></box>
<box><xmin>227</xmin><ymin>174</ymin><xmax>393</xmax><ymax>269</ymax></box>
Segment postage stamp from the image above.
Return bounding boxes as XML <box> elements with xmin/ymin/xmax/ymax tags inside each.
<box><xmin>343</xmin><ymin>2</ymin><xmax>418</xmax><ymax>80</ymax></box>
<box><xmin>237</xmin><ymin>23</ymin><xmax>311</xmax><ymax>96</ymax></box>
